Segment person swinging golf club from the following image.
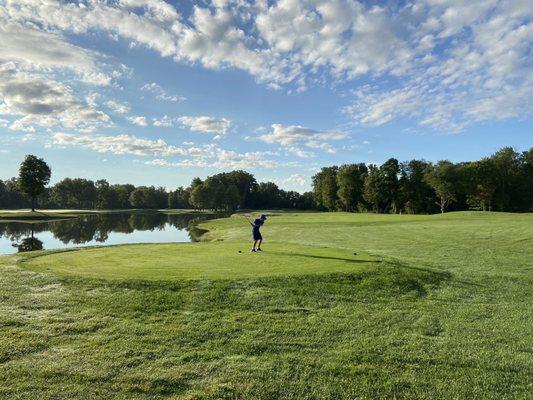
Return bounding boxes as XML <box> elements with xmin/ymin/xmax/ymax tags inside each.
<box><xmin>250</xmin><ymin>214</ymin><xmax>267</xmax><ymax>252</ymax></box>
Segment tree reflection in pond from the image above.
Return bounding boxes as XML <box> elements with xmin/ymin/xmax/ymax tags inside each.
<box><xmin>15</xmin><ymin>226</ymin><xmax>44</xmax><ymax>252</ymax></box>
<box><xmin>0</xmin><ymin>212</ymin><xmax>224</xmax><ymax>253</ymax></box>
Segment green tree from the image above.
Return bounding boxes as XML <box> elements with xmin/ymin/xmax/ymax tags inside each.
<box><xmin>95</xmin><ymin>179</ymin><xmax>118</xmax><ymax>209</ymax></box>
<box><xmin>363</xmin><ymin>164</ymin><xmax>386</xmax><ymax>212</ymax></box>
<box><xmin>189</xmin><ymin>184</ymin><xmax>209</xmax><ymax>210</ymax></box>
<box><xmin>312</xmin><ymin>166</ymin><xmax>339</xmax><ymax>210</ymax></box>
<box><xmin>224</xmin><ymin>184</ymin><xmax>241</xmax><ymax>210</ymax></box>
<box><xmin>18</xmin><ymin>155</ymin><xmax>51</xmax><ymax>211</ymax></box>
<box><xmin>467</xmin><ymin>158</ymin><xmax>497</xmax><ymax>211</ymax></box>
<box><xmin>380</xmin><ymin>158</ymin><xmax>400</xmax><ymax>213</ymax></box>
<box><xmin>336</xmin><ymin>163</ymin><xmax>368</xmax><ymax>212</ymax></box>
<box><xmin>424</xmin><ymin>161</ymin><xmax>457</xmax><ymax>213</ymax></box>
<box><xmin>399</xmin><ymin>160</ymin><xmax>435</xmax><ymax>214</ymax></box>
<box><xmin>490</xmin><ymin>147</ymin><xmax>520</xmax><ymax>211</ymax></box>
<box><xmin>518</xmin><ymin>149</ymin><xmax>533</xmax><ymax>210</ymax></box>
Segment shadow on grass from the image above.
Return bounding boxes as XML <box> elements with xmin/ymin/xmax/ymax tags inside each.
<box><xmin>272</xmin><ymin>251</ymin><xmax>373</xmax><ymax>264</ymax></box>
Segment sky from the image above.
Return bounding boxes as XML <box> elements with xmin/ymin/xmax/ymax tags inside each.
<box><xmin>0</xmin><ymin>0</ymin><xmax>531</xmax><ymax>193</ymax></box>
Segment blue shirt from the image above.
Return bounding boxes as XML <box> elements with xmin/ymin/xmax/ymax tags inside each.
<box><xmin>252</xmin><ymin>218</ymin><xmax>264</xmax><ymax>233</ymax></box>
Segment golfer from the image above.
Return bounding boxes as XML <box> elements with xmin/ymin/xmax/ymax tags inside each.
<box><xmin>251</xmin><ymin>214</ymin><xmax>267</xmax><ymax>252</ymax></box>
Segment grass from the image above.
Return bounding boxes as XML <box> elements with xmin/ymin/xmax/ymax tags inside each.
<box><xmin>0</xmin><ymin>211</ymin><xmax>532</xmax><ymax>399</ymax></box>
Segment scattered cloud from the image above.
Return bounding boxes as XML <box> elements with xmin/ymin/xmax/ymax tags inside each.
<box><xmin>106</xmin><ymin>100</ymin><xmax>130</xmax><ymax>114</ymax></box>
<box><xmin>278</xmin><ymin>174</ymin><xmax>307</xmax><ymax>187</ymax></box>
<box><xmin>0</xmin><ymin>22</ymin><xmax>110</xmax><ymax>85</ymax></box>
<box><xmin>0</xmin><ymin>64</ymin><xmax>110</xmax><ymax>132</ymax></box>
<box><xmin>52</xmin><ymin>132</ymin><xmax>296</xmax><ymax>170</ymax></box>
<box><xmin>127</xmin><ymin>115</ymin><xmax>148</xmax><ymax>127</ymax></box>
<box><xmin>152</xmin><ymin>115</ymin><xmax>175</xmax><ymax>127</ymax></box>
<box><xmin>260</xmin><ymin>124</ymin><xmax>347</xmax><ymax>157</ymax></box>
<box><xmin>52</xmin><ymin>132</ymin><xmax>186</xmax><ymax>157</ymax></box>
<box><xmin>178</xmin><ymin>115</ymin><xmax>231</xmax><ymax>134</ymax></box>
<box><xmin>140</xmin><ymin>83</ymin><xmax>186</xmax><ymax>102</ymax></box>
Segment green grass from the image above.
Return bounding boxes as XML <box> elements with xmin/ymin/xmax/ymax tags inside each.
<box><xmin>0</xmin><ymin>211</ymin><xmax>532</xmax><ymax>399</ymax></box>
<box><xmin>22</xmin><ymin>243</ymin><xmax>375</xmax><ymax>280</ymax></box>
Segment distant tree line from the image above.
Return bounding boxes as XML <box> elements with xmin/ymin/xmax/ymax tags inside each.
<box><xmin>312</xmin><ymin>147</ymin><xmax>532</xmax><ymax>213</ymax></box>
<box><xmin>0</xmin><ymin>160</ymin><xmax>314</xmax><ymax>211</ymax></box>
<box><xmin>2</xmin><ymin>147</ymin><xmax>531</xmax><ymax>213</ymax></box>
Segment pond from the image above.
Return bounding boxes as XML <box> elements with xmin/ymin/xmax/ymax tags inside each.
<box><xmin>0</xmin><ymin>212</ymin><xmax>222</xmax><ymax>254</ymax></box>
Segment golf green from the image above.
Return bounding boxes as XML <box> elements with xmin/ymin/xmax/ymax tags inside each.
<box><xmin>22</xmin><ymin>242</ymin><xmax>375</xmax><ymax>280</ymax></box>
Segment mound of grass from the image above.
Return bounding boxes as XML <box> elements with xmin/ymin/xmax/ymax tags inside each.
<box><xmin>1</xmin><ymin>211</ymin><xmax>532</xmax><ymax>399</ymax></box>
<box><xmin>22</xmin><ymin>243</ymin><xmax>375</xmax><ymax>280</ymax></box>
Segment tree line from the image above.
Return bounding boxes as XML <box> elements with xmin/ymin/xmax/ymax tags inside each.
<box><xmin>312</xmin><ymin>147</ymin><xmax>532</xmax><ymax>213</ymax></box>
<box><xmin>0</xmin><ymin>156</ymin><xmax>314</xmax><ymax>211</ymax></box>
<box><xmin>2</xmin><ymin>147</ymin><xmax>531</xmax><ymax>213</ymax></box>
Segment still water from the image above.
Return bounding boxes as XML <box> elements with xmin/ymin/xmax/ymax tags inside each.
<box><xmin>0</xmin><ymin>212</ymin><xmax>220</xmax><ymax>254</ymax></box>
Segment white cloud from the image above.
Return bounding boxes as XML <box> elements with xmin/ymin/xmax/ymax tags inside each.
<box><xmin>281</xmin><ymin>174</ymin><xmax>307</xmax><ymax>187</ymax></box>
<box><xmin>178</xmin><ymin>115</ymin><xmax>231</xmax><ymax>134</ymax></box>
<box><xmin>140</xmin><ymin>83</ymin><xmax>186</xmax><ymax>102</ymax></box>
<box><xmin>1</xmin><ymin>0</ymin><xmax>530</xmax><ymax>132</ymax></box>
<box><xmin>343</xmin><ymin>0</ymin><xmax>533</xmax><ymax>131</ymax></box>
<box><xmin>52</xmin><ymin>132</ymin><xmax>186</xmax><ymax>157</ymax></box>
<box><xmin>0</xmin><ymin>22</ymin><xmax>110</xmax><ymax>85</ymax></box>
<box><xmin>143</xmin><ymin>150</ymin><xmax>280</xmax><ymax>169</ymax></box>
<box><xmin>0</xmin><ymin>64</ymin><xmax>110</xmax><ymax>132</ymax></box>
<box><xmin>127</xmin><ymin>115</ymin><xmax>148</xmax><ymax>127</ymax></box>
<box><xmin>152</xmin><ymin>115</ymin><xmax>175</xmax><ymax>127</ymax></box>
<box><xmin>106</xmin><ymin>100</ymin><xmax>130</xmax><ymax>114</ymax></box>
<box><xmin>260</xmin><ymin>124</ymin><xmax>346</xmax><ymax>157</ymax></box>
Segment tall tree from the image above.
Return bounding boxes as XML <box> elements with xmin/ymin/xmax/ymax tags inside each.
<box><xmin>336</xmin><ymin>163</ymin><xmax>368</xmax><ymax>212</ymax></box>
<box><xmin>312</xmin><ymin>166</ymin><xmax>339</xmax><ymax>210</ymax></box>
<box><xmin>363</xmin><ymin>164</ymin><xmax>385</xmax><ymax>212</ymax></box>
<box><xmin>189</xmin><ymin>184</ymin><xmax>210</xmax><ymax>210</ymax></box>
<box><xmin>466</xmin><ymin>158</ymin><xmax>497</xmax><ymax>211</ymax></box>
<box><xmin>518</xmin><ymin>149</ymin><xmax>533</xmax><ymax>210</ymax></box>
<box><xmin>95</xmin><ymin>179</ymin><xmax>118</xmax><ymax>209</ymax></box>
<box><xmin>18</xmin><ymin>155</ymin><xmax>51</xmax><ymax>212</ymax></box>
<box><xmin>424</xmin><ymin>161</ymin><xmax>457</xmax><ymax>213</ymax></box>
<box><xmin>490</xmin><ymin>147</ymin><xmax>520</xmax><ymax>211</ymax></box>
<box><xmin>399</xmin><ymin>160</ymin><xmax>436</xmax><ymax>214</ymax></box>
<box><xmin>380</xmin><ymin>158</ymin><xmax>400</xmax><ymax>213</ymax></box>
<box><xmin>224</xmin><ymin>184</ymin><xmax>241</xmax><ymax>211</ymax></box>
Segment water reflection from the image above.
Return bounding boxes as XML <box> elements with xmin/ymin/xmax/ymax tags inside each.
<box><xmin>0</xmin><ymin>212</ymin><xmax>221</xmax><ymax>254</ymax></box>
<box><xmin>15</xmin><ymin>227</ymin><xmax>44</xmax><ymax>252</ymax></box>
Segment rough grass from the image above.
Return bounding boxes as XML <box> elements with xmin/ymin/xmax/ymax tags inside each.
<box><xmin>0</xmin><ymin>211</ymin><xmax>532</xmax><ymax>399</ymax></box>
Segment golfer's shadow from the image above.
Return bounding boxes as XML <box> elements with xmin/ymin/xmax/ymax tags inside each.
<box><xmin>275</xmin><ymin>252</ymin><xmax>372</xmax><ymax>264</ymax></box>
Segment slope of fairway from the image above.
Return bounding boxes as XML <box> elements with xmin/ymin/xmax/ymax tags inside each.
<box><xmin>22</xmin><ymin>242</ymin><xmax>375</xmax><ymax>280</ymax></box>
<box><xmin>201</xmin><ymin>211</ymin><xmax>533</xmax><ymax>277</ymax></box>
<box><xmin>1</xmin><ymin>211</ymin><xmax>532</xmax><ymax>399</ymax></box>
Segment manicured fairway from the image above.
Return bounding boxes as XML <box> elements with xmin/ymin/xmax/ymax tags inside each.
<box><xmin>23</xmin><ymin>243</ymin><xmax>375</xmax><ymax>280</ymax></box>
<box><xmin>0</xmin><ymin>211</ymin><xmax>532</xmax><ymax>399</ymax></box>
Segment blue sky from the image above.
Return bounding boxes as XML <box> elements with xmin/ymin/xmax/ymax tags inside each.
<box><xmin>0</xmin><ymin>0</ymin><xmax>531</xmax><ymax>192</ymax></box>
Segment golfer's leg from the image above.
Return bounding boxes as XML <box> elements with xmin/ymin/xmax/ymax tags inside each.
<box><xmin>258</xmin><ymin>239</ymin><xmax>262</xmax><ymax>249</ymax></box>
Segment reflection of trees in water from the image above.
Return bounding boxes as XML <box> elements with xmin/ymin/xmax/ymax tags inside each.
<box><xmin>1</xmin><ymin>212</ymin><xmax>225</xmax><ymax>249</ymax></box>
<box><xmin>17</xmin><ymin>236</ymin><xmax>43</xmax><ymax>252</ymax></box>
<box><xmin>14</xmin><ymin>227</ymin><xmax>43</xmax><ymax>252</ymax></box>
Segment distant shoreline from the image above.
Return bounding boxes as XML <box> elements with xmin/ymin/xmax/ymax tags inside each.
<box><xmin>0</xmin><ymin>209</ymin><xmax>213</xmax><ymax>221</ymax></box>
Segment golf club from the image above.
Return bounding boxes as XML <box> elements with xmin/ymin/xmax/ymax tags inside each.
<box><xmin>242</xmin><ymin>214</ymin><xmax>254</xmax><ymax>226</ymax></box>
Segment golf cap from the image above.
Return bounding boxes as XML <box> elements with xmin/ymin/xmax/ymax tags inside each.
<box><xmin>260</xmin><ymin>214</ymin><xmax>267</xmax><ymax>220</ymax></box>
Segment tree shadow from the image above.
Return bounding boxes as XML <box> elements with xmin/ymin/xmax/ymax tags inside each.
<box><xmin>273</xmin><ymin>252</ymin><xmax>373</xmax><ymax>264</ymax></box>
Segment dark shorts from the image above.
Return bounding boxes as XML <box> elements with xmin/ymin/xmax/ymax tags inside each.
<box><xmin>253</xmin><ymin>231</ymin><xmax>262</xmax><ymax>240</ymax></box>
